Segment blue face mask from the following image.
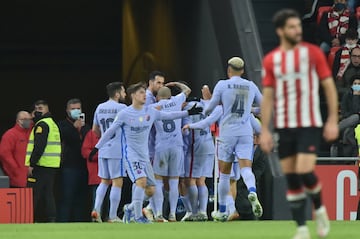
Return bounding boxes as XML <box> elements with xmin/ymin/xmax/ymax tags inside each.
<box><xmin>351</xmin><ymin>85</ymin><xmax>360</xmax><ymax>91</ymax></box>
<box><xmin>69</xmin><ymin>109</ymin><xmax>81</xmax><ymax>120</ymax></box>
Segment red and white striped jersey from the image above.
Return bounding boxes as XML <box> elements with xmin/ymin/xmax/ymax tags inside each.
<box><xmin>262</xmin><ymin>42</ymin><xmax>331</xmax><ymax>129</ymax></box>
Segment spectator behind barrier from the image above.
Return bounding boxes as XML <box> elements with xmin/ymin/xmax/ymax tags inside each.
<box><xmin>318</xmin><ymin>0</ymin><xmax>358</xmax><ymax>55</ymax></box>
<box><xmin>0</xmin><ymin>111</ymin><xmax>32</xmax><ymax>188</ymax></box>
<box><xmin>330</xmin><ymin>75</ymin><xmax>360</xmax><ymax>156</ymax></box>
<box><xmin>57</xmin><ymin>98</ymin><xmax>91</xmax><ymax>222</ymax></box>
<box><xmin>338</xmin><ymin>47</ymin><xmax>360</xmax><ymax>97</ymax></box>
<box><xmin>332</xmin><ymin>28</ymin><xmax>360</xmax><ymax>82</ymax></box>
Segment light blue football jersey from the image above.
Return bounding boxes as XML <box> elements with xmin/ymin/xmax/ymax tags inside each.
<box><xmin>204</xmin><ymin>76</ymin><xmax>262</xmax><ymax>137</ymax></box>
<box><xmin>152</xmin><ymin>93</ymin><xmax>186</xmax><ymax>151</ymax></box>
<box><xmin>95</xmin><ymin>105</ymin><xmax>188</xmax><ymax>162</ymax></box>
<box><xmin>93</xmin><ymin>99</ymin><xmax>126</xmax><ymax>158</ymax></box>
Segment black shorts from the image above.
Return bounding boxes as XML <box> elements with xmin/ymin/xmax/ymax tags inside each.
<box><xmin>275</xmin><ymin>127</ymin><xmax>322</xmax><ymax>159</ymax></box>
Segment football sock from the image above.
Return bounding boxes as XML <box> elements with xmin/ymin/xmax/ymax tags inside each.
<box><xmin>132</xmin><ymin>185</ymin><xmax>145</xmax><ymax>219</ymax></box>
<box><xmin>301</xmin><ymin>172</ymin><xmax>322</xmax><ymax>210</ymax></box>
<box><xmin>188</xmin><ymin>185</ymin><xmax>199</xmax><ymax>215</ymax></box>
<box><xmin>153</xmin><ymin>179</ymin><xmax>164</xmax><ymax>216</ymax></box>
<box><xmin>198</xmin><ymin>185</ymin><xmax>208</xmax><ymax>213</ymax></box>
<box><xmin>94</xmin><ymin>183</ymin><xmax>109</xmax><ymax>213</ymax></box>
<box><xmin>218</xmin><ymin>173</ymin><xmax>230</xmax><ymax>213</ymax></box>
<box><xmin>109</xmin><ymin>186</ymin><xmax>121</xmax><ymax>219</ymax></box>
<box><xmin>226</xmin><ymin>194</ymin><xmax>236</xmax><ymax>214</ymax></box>
<box><xmin>181</xmin><ymin>195</ymin><xmax>192</xmax><ymax>213</ymax></box>
<box><xmin>240</xmin><ymin>167</ymin><xmax>256</xmax><ymax>193</ymax></box>
<box><xmin>286</xmin><ymin>173</ymin><xmax>307</xmax><ymax>226</ymax></box>
<box><xmin>168</xmin><ymin>179</ymin><xmax>179</xmax><ymax>215</ymax></box>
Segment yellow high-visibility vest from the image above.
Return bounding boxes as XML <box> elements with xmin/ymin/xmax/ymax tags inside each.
<box><xmin>355</xmin><ymin>124</ymin><xmax>360</xmax><ymax>157</ymax></box>
<box><xmin>25</xmin><ymin>117</ymin><xmax>61</xmax><ymax>168</ymax></box>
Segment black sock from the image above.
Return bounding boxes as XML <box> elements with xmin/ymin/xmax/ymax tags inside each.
<box><xmin>288</xmin><ymin>197</ymin><xmax>307</xmax><ymax>226</ymax></box>
<box><xmin>301</xmin><ymin>172</ymin><xmax>322</xmax><ymax>210</ymax></box>
<box><xmin>286</xmin><ymin>173</ymin><xmax>307</xmax><ymax>226</ymax></box>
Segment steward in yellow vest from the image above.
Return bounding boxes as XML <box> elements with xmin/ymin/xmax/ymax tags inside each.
<box><xmin>25</xmin><ymin>117</ymin><xmax>61</xmax><ymax>168</ymax></box>
<box><xmin>25</xmin><ymin>100</ymin><xmax>61</xmax><ymax>222</ymax></box>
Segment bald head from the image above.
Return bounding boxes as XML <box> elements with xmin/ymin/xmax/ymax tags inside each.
<box><xmin>157</xmin><ymin>86</ymin><xmax>172</xmax><ymax>100</ymax></box>
<box><xmin>16</xmin><ymin>111</ymin><xmax>32</xmax><ymax>129</ymax></box>
<box><xmin>16</xmin><ymin>111</ymin><xmax>31</xmax><ymax>121</ymax></box>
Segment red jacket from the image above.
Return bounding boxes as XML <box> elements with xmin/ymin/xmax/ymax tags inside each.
<box><xmin>81</xmin><ymin>130</ymin><xmax>101</xmax><ymax>185</ymax></box>
<box><xmin>0</xmin><ymin>124</ymin><xmax>31</xmax><ymax>187</ymax></box>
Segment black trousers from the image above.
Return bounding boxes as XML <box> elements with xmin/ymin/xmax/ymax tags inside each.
<box><xmin>27</xmin><ymin>166</ymin><xmax>58</xmax><ymax>222</ymax></box>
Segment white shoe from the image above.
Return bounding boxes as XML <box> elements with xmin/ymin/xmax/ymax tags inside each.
<box><xmin>315</xmin><ymin>206</ymin><xmax>330</xmax><ymax>238</ymax></box>
<box><xmin>292</xmin><ymin>226</ymin><xmax>311</xmax><ymax>239</ymax></box>
<box><xmin>91</xmin><ymin>210</ymin><xmax>102</xmax><ymax>223</ymax></box>
<box><xmin>180</xmin><ymin>212</ymin><xmax>192</xmax><ymax>222</ymax></box>
<box><xmin>248</xmin><ymin>192</ymin><xmax>263</xmax><ymax>218</ymax></box>
<box><xmin>168</xmin><ymin>213</ymin><xmax>177</xmax><ymax>222</ymax></box>
<box><xmin>107</xmin><ymin>217</ymin><xmax>123</xmax><ymax>223</ymax></box>
<box><xmin>142</xmin><ymin>207</ymin><xmax>154</xmax><ymax>222</ymax></box>
<box><xmin>211</xmin><ymin>210</ymin><xmax>227</xmax><ymax>222</ymax></box>
<box><xmin>196</xmin><ymin>212</ymin><xmax>208</xmax><ymax>221</ymax></box>
<box><xmin>227</xmin><ymin>211</ymin><xmax>240</xmax><ymax>221</ymax></box>
<box><xmin>123</xmin><ymin>204</ymin><xmax>134</xmax><ymax>224</ymax></box>
<box><xmin>154</xmin><ymin>215</ymin><xmax>168</xmax><ymax>222</ymax></box>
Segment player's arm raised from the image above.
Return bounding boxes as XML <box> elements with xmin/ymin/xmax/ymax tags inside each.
<box><xmin>165</xmin><ymin>81</ymin><xmax>191</xmax><ymax>97</ymax></box>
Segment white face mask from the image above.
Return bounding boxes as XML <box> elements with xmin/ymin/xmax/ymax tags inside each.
<box><xmin>346</xmin><ymin>43</ymin><xmax>357</xmax><ymax>49</ymax></box>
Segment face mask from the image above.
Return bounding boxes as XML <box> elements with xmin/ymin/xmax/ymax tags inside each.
<box><xmin>20</xmin><ymin>120</ymin><xmax>32</xmax><ymax>129</ymax></box>
<box><xmin>34</xmin><ymin>111</ymin><xmax>42</xmax><ymax>118</ymax></box>
<box><xmin>33</xmin><ymin>111</ymin><xmax>43</xmax><ymax>122</ymax></box>
<box><xmin>346</xmin><ymin>43</ymin><xmax>357</xmax><ymax>49</ymax></box>
<box><xmin>351</xmin><ymin>85</ymin><xmax>360</xmax><ymax>91</ymax></box>
<box><xmin>69</xmin><ymin>109</ymin><xmax>81</xmax><ymax>120</ymax></box>
<box><xmin>334</xmin><ymin>3</ymin><xmax>346</xmax><ymax>12</ymax></box>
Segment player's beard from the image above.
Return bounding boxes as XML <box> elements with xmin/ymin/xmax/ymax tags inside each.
<box><xmin>284</xmin><ymin>34</ymin><xmax>302</xmax><ymax>46</ymax></box>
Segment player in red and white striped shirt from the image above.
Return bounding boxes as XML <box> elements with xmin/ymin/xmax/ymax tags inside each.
<box><xmin>260</xmin><ymin>9</ymin><xmax>339</xmax><ymax>239</ymax></box>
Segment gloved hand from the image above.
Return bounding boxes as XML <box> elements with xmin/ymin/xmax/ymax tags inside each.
<box><xmin>88</xmin><ymin>147</ymin><xmax>98</xmax><ymax>162</ymax></box>
<box><xmin>187</xmin><ymin>103</ymin><xmax>203</xmax><ymax>115</ymax></box>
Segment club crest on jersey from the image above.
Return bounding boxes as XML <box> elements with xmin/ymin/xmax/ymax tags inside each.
<box><xmin>308</xmin><ymin>145</ymin><xmax>316</xmax><ymax>152</ymax></box>
<box><xmin>276</xmin><ymin>72</ymin><xmax>302</xmax><ymax>81</ymax></box>
<box><xmin>145</xmin><ymin>115</ymin><xmax>150</xmax><ymax>121</ymax></box>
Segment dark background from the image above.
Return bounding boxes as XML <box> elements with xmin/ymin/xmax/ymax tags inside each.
<box><xmin>0</xmin><ymin>0</ymin><xmax>123</xmax><ymax>134</ymax></box>
<box><xmin>0</xmin><ymin>0</ymin><xmax>305</xmax><ymax>136</ymax></box>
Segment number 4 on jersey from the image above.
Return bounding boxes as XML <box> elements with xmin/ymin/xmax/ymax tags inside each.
<box><xmin>231</xmin><ymin>94</ymin><xmax>245</xmax><ymax>117</ymax></box>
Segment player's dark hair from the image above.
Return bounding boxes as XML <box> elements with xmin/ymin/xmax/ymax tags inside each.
<box><xmin>168</xmin><ymin>81</ymin><xmax>189</xmax><ymax>96</ymax></box>
<box><xmin>186</xmin><ymin>96</ymin><xmax>201</xmax><ymax>102</ymax></box>
<box><xmin>127</xmin><ymin>82</ymin><xmax>146</xmax><ymax>96</ymax></box>
<box><xmin>149</xmin><ymin>70</ymin><xmax>165</xmax><ymax>81</ymax></box>
<box><xmin>106</xmin><ymin>82</ymin><xmax>124</xmax><ymax>98</ymax></box>
<box><xmin>272</xmin><ymin>8</ymin><xmax>300</xmax><ymax>29</ymax></box>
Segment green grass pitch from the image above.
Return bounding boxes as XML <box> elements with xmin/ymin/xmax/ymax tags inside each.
<box><xmin>0</xmin><ymin>221</ymin><xmax>359</xmax><ymax>239</ymax></box>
